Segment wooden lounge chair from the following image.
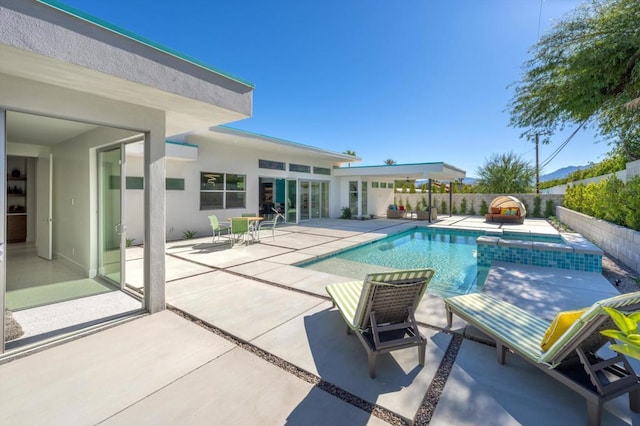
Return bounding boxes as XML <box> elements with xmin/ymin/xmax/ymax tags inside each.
<box><xmin>326</xmin><ymin>268</ymin><xmax>435</xmax><ymax>378</ymax></box>
<box><xmin>444</xmin><ymin>292</ymin><xmax>640</xmax><ymax>426</ymax></box>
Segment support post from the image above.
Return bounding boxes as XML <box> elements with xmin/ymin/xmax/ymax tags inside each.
<box><xmin>428</xmin><ymin>178</ymin><xmax>433</xmax><ymax>223</ymax></box>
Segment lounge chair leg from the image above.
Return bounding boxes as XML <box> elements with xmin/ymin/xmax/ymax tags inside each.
<box><xmin>586</xmin><ymin>400</ymin><xmax>602</xmax><ymax>426</ymax></box>
<box><xmin>496</xmin><ymin>342</ymin><xmax>506</xmax><ymax>365</ymax></box>
<box><xmin>630</xmin><ymin>389</ymin><xmax>640</xmax><ymax>413</ymax></box>
<box><xmin>346</xmin><ymin>326</ymin><xmax>352</xmax><ymax>335</ymax></box>
<box><xmin>418</xmin><ymin>340</ymin><xmax>426</xmax><ymax>366</ymax></box>
<box><xmin>446</xmin><ymin>307</ymin><xmax>453</xmax><ymax>328</ymax></box>
<box><xmin>368</xmin><ymin>353</ymin><xmax>376</xmax><ymax>379</ymax></box>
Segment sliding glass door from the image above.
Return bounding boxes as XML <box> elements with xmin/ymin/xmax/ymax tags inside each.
<box><xmin>98</xmin><ymin>146</ymin><xmax>125</xmax><ymax>288</ymax></box>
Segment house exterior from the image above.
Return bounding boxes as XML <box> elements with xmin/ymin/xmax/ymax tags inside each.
<box><xmin>0</xmin><ymin>0</ymin><xmax>253</xmax><ymax>353</ymax></box>
<box><xmin>0</xmin><ymin>0</ymin><xmax>465</xmax><ymax>356</ymax></box>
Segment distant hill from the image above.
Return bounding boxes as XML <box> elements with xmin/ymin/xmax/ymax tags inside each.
<box><xmin>463</xmin><ymin>165</ymin><xmax>586</xmax><ymax>185</ymax></box>
<box><xmin>540</xmin><ymin>165</ymin><xmax>587</xmax><ymax>182</ymax></box>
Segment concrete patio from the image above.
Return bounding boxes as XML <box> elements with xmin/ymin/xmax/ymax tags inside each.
<box><xmin>2</xmin><ymin>216</ymin><xmax>639</xmax><ymax>425</ymax></box>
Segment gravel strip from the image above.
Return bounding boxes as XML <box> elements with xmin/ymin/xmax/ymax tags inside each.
<box><xmin>413</xmin><ymin>333</ymin><xmax>463</xmax><ymax>425</ymax></box>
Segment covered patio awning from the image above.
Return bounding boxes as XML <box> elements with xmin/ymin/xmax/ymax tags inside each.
<box><xmin>332</xmin><ymin>162</ymin><xmax>466</xmax><ymax>182</ymax></box>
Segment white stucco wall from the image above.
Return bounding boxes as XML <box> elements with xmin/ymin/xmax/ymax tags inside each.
<box><xmin>2</xmin><ymin>74</ymin><xmax>165</xmax><ymax>277</ymax></box>
<box><xmin>124</xmin><ymin>134</ymin><xmax>343</xmax><ymax>242</ymax></box>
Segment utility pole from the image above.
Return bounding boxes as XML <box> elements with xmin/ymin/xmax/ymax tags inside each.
<box><xmin>535</xmin><ymin>133</ymin><xmax>540</xmax><ymax>194</ymax></box>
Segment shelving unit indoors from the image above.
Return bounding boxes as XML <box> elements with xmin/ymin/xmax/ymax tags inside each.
<box><xmin>7</xmin><ymin>156</ymin><xmax>27</xmax><ymax>243</ymax></box>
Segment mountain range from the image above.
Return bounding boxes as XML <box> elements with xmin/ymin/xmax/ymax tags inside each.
<box><xmin>463</xmin><ymin>165</ymin><xmax>587</xmax><ymax>185</ymax></box>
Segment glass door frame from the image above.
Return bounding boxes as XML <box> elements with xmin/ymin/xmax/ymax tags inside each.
<box><xmin>97</xmin><ymin>144</ymin><xmax>126</xmax><ymax>290</ymax></box>
<box><xmin>1</xmin><ymin>109</ymin><xmax>7</xmax><ymax>350</ymax></box>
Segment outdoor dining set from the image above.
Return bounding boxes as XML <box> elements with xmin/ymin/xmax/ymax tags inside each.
<box><xmin>209</xmin><ymin>208</ymin><xmax>285</xmax><ymax>247</ymax></box>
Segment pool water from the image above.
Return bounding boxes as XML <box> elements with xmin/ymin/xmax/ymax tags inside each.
<box><xmin>301</xmin><ymin>228</ymin><xmax>490</xmax><ymax>297</ymax></box>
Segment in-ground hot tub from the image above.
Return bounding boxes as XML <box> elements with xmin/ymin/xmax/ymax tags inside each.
<box><xmin>476</xmin><ymin>232</ymin><xmax>603</xmax><ymax>273</ymax></box>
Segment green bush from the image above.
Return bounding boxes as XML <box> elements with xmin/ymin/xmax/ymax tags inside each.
<box><xmin>564</xmin><ymin>176</ymin><xmax>640</xmax><ymax>230</ymax></box>
<box><xmin>479</xmin><ymin>200</ymin><xmax>489</xmax><ymax>215</ymax></box>
<box><xmin>451</xmin><ymin>204</ymin><xmax>458</xmax><ymax>215</ymax></box>
<box><xmin>340</xmin><ymin>206</ymin><xmax>352</xmax><ymax>219</ymax></box>
<box><xmin>468</xmin><ymin>200</ymin><xmax>476</xmax><ymax>216</ymax></box>
<box><xmin>183</xmin><ymin>230</ymin><xmax>197</xmax><ymax>239</ymax></box>
<box><xmin>440</xmin><ymin>200</ymin><xmax>447</xmax><ymax>215</ymax></box>
<box><xmin>544</xmin><ymin>200</ymin><xmax>555</xmax><ymax>218</ymax></box>
<box><xmin>405</xmin><ymin>198</ymin><xmax>412</xmax><ymax>211</ymax></box>
<box><xmin>533</xmin><ymin>196</ymin><xmax>542</xmax><ymax>217</ymax></box>
<box><xmin>460</xmin><ymin>198</ymin><xmax>467</xmax><ymax>215</ymax></box>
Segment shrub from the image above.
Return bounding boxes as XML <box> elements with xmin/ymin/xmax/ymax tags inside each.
<box><xmin>451</xmin><ymin>204</ymin><xmax>458</xmax><ymax>215</ymax></box>
<box><xmin>340</xmin><ymin>206</ymin><xmax>352</xmax><ymax>219</ymax></box>
<box><xmin>468</xmin><ymin>200</ymin><xmax>476</xmax><ymax>216</ymax></box>
<box><xmin>622</xmin><ymin>177</ymin><xmax>640</xmax><ymax>230</ymax></box>
<box><xmin>405</xmin><ymin>198</ymin><xmax>412</xmax><ymax>211</ymax></box>
<box><xmin>410</xmin><ymin>182</ymin><xmax>417</xmax><ymax>193</ymax></box>
<box><xmin>479</xmin><ymin>200</ymin><xmax>488</xmax><ymax>215</ymax></box>
<box><xmin>544</xmin><ymin>200</ymin><xmax>555</xmax><ymax>217</ymax></box>
<box><xmin>440</xmin><ymin>200</ymin><xmax>447</xmax><ymax>215</ymax></box>
<box><xmin>460</xmin><ymin>198</ymin><xmax>467</xmax><ymax>215</ymax></box>
<box><xmin>533</xmin><ymin>196</ymin><xmax>542</xmax><ymax>217</ymax></box>
<box><xmin>183</xmin><ymin>230</ymin><xmax>197</xmax><ymax>239</ymax></box>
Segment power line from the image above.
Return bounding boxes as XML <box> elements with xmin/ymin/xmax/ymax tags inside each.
<box><xmin>539</xmin><ymin>122</ymin><xmax>586</xmax><ymax>170</ymax></box>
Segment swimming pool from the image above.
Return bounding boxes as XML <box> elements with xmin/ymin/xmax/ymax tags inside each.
<box><xmin>299</xmin><ymin>226</ymin><xmax>603</xmax><ymax>297</ymax></box>
<box><xmin>301</xmin><ymin>228</ymin><xmax>487</xmax><ymax>297</ymax></box>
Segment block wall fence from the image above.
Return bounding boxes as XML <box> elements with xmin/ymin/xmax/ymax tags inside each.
<box><xmin>391</xmin><ymin>193</ymin><xmax>565</xmax><ymax>217</ymax></box>
<box><xmin>557</xmin><ymin>206</ymin><xmax>640</xmax><ymax>275</ymax></box>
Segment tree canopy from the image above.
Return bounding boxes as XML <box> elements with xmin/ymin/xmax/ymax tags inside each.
<box><xmin>383</xmin><ymin>158</ymin><xmax>397</xmax><ymax>165</ymax></box>
<box><xmin>476</xmin><ymin>152</ymin><xmax>535</xmax><ymax>193</ymax></box>
<box><xmin>509</xmin><ymin>0</ymin><xmax>640</xmax><ymax>160</ymax></box>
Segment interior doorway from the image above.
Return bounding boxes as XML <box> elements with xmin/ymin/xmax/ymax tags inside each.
<box><xmin>2</xmin><ymin>111</ymin><xmax>143</xmax><ymax>351</ymax></box>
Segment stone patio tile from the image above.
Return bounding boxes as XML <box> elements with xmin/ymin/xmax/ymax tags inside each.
<box><xmin>298</xmin><ymin>244</ymin><xmax>345</xmax><ymax>257</ymax></box>
<box><xmin>257</xmin><ymin>233</ymin><xmax>339</xmax><ymax>250</ymax></box>
<box><xmin>482</xmin><ymin>262</ymin><xmax>618</xmax><ymax>320</ymax></box>
<box><xmin>430</xmin><ymin>339</ymin><xmax>640</xmax><ymax>426</ymax></box>
<box><xmin>167</xmin><ymin>275</ymin><xmax>326</xmax><ymax>342</ymax></box>
<box><xmin>227</xmin><ymin>259</ymin><xmax>286</xmax><ymax>276</ymax></box>
<box><xmin>267</xmin><ymin>251</ymin><xmax>318</xmax><ymax>265</ymax></box>
<box><xmin>252</xmin><ymin>302</ymin><xmax>452</xmax><ymax>423</ymax></box>
<box><xmin>103</xmin><ymin>347</ymin><xmax>388</xmax><ymax>426</ymax></box>
<box><xmin>254</xmin><ymin>264</ymin><xmax>321</xmax><ymax>286</ymax></box>
<box><xmin>126</xmin><ymin>255</ymin><xmax>213</xmax><ymax>289</ymax></box>
<box><xmin>165</xmin><ymin>270</ymin><xmax>246</xmax><ymax>301</ymax></box>
<box><xmin>0</xmin><ymin>312</ymin><xmax>235</xmax><ymax>425</ymax></box>
<box><xmin>173</xmin><ymin>243</ymin><xmax>292</xmax><ymax>268</ymax></box>
<box><xmin>276</xmin><ymin>270</ymin><xmax>351</xmax><ymax>297</ymax></box>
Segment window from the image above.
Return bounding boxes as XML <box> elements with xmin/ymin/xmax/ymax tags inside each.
<box><xmin>371</xmin><ymin>181</ymin><xmax>379</xmax><ymax>188</ymax></box>
<box><xmin>200</xmin><ymin>172</ymin><xmax>246</xmax><ymax>210</ymax></box>
<box><xmin>166</xmin><ymin>178</ymin><xmax>185</xmax><ymax>190</ymax></box>
<box><xmin>313</xmin><ymin>166</ymin><xmax>331</xmax><ymax>175</ymax></box>
<box><xmin>259</xmin><ymin>159</ymin><xmax>286</xmax><ymax>170</ymax></box>
<box><xmin>289</xmin><ymin>163</ymin><xmax>311</xmax><ymax>173</ymax></box>
<box><xmin>380</xmin><ymin>182</ymin><xmax>387</xmax><ymax>188</ymax></box>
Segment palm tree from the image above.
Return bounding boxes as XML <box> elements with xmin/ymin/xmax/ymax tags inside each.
<box><xmin>384</xmin><ymin>159</ymin><xmax>397</xmax><ymax>165</ymax></box>
<box><xmin>343</xmin><ymin>150</ymin><xmax>356</xmax><ymax>167</ymax></box>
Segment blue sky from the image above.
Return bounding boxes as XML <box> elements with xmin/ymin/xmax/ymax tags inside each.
<box><xmin>59</xmin><ymin>0</ymin><xmax>610</xmax><ymax>177</ymax></box>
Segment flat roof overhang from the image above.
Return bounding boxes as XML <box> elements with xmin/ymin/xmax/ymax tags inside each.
<box><xmin>332</xmin><ymin>162</ymin><xmax>466</xmax><ymax>182</ymax></box>
<box><xmin>0</xmin><ymin>1</ymin><xmax>253</xmax><ymax>135</ymax></box>
<box><xmin>174</xmin><ymin>126</ymin><xmax>362</xmax><ymax>164</ymax></box>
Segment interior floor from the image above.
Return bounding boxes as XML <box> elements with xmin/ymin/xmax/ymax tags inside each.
<box><xmin>4</xmin><ymin>244</ymin><xmax>142</xmax><ymax>348</ymax></box>
<box><xmin>6</xmin><ymin>243</ymin><xmax>114</xmax><ymax>310</ymax></box>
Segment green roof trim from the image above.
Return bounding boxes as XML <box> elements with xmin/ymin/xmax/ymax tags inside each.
<box><xmin>341</xmin><ymin>162</ymin><xmax>444</xmax><ymax>169</ymax></box>
<box><xmin>217</xmin><ymin>125</ymin><xmax>360</xmax><ymax>160</ymax></box>
<box><xmin>38</xmin><ymin>0</ymin><xmax>254</xmax><ymax>88</ymax></box>
<box><xmin>166</xmin><ymin>140</ymin><xmax>198</xmax><ymax>148</ymax></box>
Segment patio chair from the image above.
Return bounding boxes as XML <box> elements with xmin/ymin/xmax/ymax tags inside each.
<box><xmin>209</xmin><ymin>214</ymin><xmax>230</xmax><ymax>243</ymax></box>
<box><xmin>257</xmin><ymin>208</ymin><xmax>285</xmax><ymax>241</ymax></box>
<box><xmin>444</xmin><ymin>292</ymin><xmax>640</xmax><ymax>426</ymax></box>
<box><xmin>326</xmin><ymin>268</ymin><xmax>435</xmax><ymax>378</ymax></box>
<box><xmin>230</xmin><ymin>217</ymin><xmax>251</xmax><ymax>247</ymax></box>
